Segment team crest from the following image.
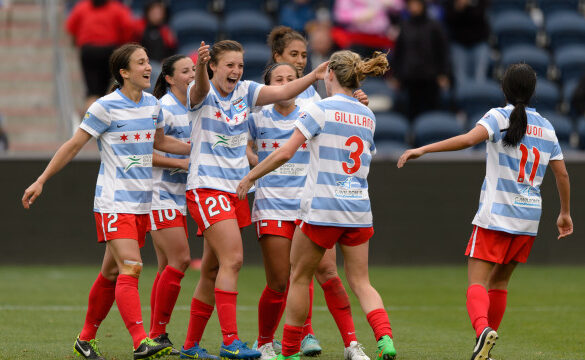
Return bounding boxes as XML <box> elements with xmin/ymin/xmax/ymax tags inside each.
<box><xmin>152</xmin><ymin>114</ymin><xmax>158</xmax><ymax>127</ymax></box>
<box><xmin>231</xmin><ymin>97</ymin><xmax>248</xmax><ymax>114</ymax></box>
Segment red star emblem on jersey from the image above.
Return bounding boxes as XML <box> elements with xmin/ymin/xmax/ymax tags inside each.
<box><xmin>226</xmin><ymin>116</ymin><xmax>230</xmax><ymax>123</ymax></box>
<box><xmin>238</xmin><ymin>104</ymin><xmax>243</xmax><ymax>109</ymax></box>
<box><xmin>261</xmin><ymin>141</ymin><xmax>267</xmax><ymax>148</ymax></box>
<box><xmin>134</xmin><ymin>133</ymin><xmax>141</xmax><ymax>141</ymax></box>
<box><xmin>234</xmin><ymin>115</ymin><xmax>238</xmax><ymax>123</ymax></box>
<box><xmin>145</xmin><ymin>132</ymin><xmax>152</xmax><ymax>140</ymax></box>
<box><xmin>272</xmin><ymin>141</ymin><xmax>279</xmax><ymax>149</ymax></box>
<box><xmin>215</xmin><ymin>111</ymin><xmax>221</xmax><ymax>119</ymax></box>
<box><xmin>120</xmin><ymin>134</ymin><xmax>128</xmax><ymax>142</ymax></box>
<box><xmin>243</xmin><ymin>113</ymin><xmax>247</xmax><ymax>119</ymax></box>
<box><xmin>301</xmin><ymin>143</ymin><xmax>307</xmax><ymax>149</ymax></box>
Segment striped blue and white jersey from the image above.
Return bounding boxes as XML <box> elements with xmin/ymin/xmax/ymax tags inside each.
<box><xmin>79</xmin><ymin>89</ymin><xmax>164</xmax><ymax>214</ymax></box>
<box><xmin>186</xmin><ymin>80</ymin><xmax>264</xmax><ymax>193</ymax></box>
<box><xmin>249</xmin><ymin>106</ymin><xmax>309</xmax><ymax>222</ymax></box>
<box><xmin>151</xmin><ymin>91</ymin><xmax>190</xmax><ymax>215</ymax></box>
<box><xmin>294</xmin><ymin>94</ymin><xmax>376</xmax><ymax>227</ymax></box>
<box><xmin>473</xmin><ymin>105</ymin><xmax>563</xmax><ymax>236</ymax></box>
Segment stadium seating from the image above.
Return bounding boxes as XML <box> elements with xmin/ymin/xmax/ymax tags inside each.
<box><xmin>360</xmin><ymin>78</ymin><xmax>393</xmax><ymax>113</ymax></box>
<box><xmin>554</xmin><ymin>45</ymin><xmax>585</xmax><ymax>83</ymax></box>
<box><xmin>488</xmin><ymin>0</ymin><xmax>528</xmax><ymax>15</ymax></box>
<box><xmin>169</xmin><ymin>0</ymin><xmax>211</xmax><ymax>16</ymax></box>
<box><xmin>533</xmin><ymin>79</ymin><xmax>560</xmax><ymax>113</ymax></box>
<box><xmin>541</xmin><ymin>111</ymin><xmax>573</xmax><ymax>147</ymax></box>
<box><xmin>562</xmin><ymin>78</ymin><xmax>580</xmax><ymax>114</ymax></box>
<box><xmin>243</xmin><ymin>43</ymin><xmax>271</xmax><ymax>81</ymax></box>
<box><xmin>222</xmin><ymin>0</ymin><xmax>266</xmax><ymax>14</ymax></box>
<box><xmin>536</xmin><ymin>0</ymin><xmax>580</xmax><ymax>15</ymax></box>
<box><xmin>147</xmin><ymin>60</ymin><xmax>161</xmax><ymax>94</ymax></box>
<box><xmin>456</xmin><ymin>80</ymin><xmax>505</xmax><ymax>117</ymax></box>
<box><xmin>170</xmin><ymin>10</ymin><xmax>219</xmax><ymax>47</ymax></box>
<box><xmin>499</xmin><ymin>44</ymin><xmax>550</xmax><ymax>79</ymax></box>
<box><xmin>412</xmin><ymin>111</ymin><xmax>464</xmax><ymax>147</ymax></box>
<box><xmin>491</xmin><ymin>11</ymin><xmax>537</xmax><ymax>50</ymax></box>
<box><xmin>374</xmin><ymin>112</ymin><xmax>409</xmax><ymax>144</ymax></box>
<box><xmin>224</xmin><ymin>11</ymin><xmax>273</xmax><ymax>45</ymax></box>
<box><xmin>545</xmin><ymin>11</ymin><xmax>585</xmax><ymax>52</ymax></box>
<box><xmin>577</xmin><ymin>116</ymin><xmax>585</xmax><ymax>149</ymax></box>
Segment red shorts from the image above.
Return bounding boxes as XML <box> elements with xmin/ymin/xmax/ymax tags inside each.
<box><xmin>186</xmin><ymin>188</ymin><xmax>251</xmax><ymax>232</ymax></box>
<box><xmin>149</xmin><ymin>209</ymin><xmax>188</xmax><ymax>238</ymax></box>
<box><xmin>295</xmin><ymin>219</ymin><xmax>373</xmax><ymax>249</ymax></box>
<box><xmin>465</xmin><ymin>225</ymin><xmax>536</xmax><ymax>264</ymax></box>
<box><xmin>94</xmin><ymin>212</ymin><xmax>150</xmax><ymax>247</ymax></box>
<box><xmin>255</xmin><ymin>220</ymin><xmax>296</xmax><ymax>240</ymax></box>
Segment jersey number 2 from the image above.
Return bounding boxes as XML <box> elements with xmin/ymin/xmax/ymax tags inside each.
<box><xmin>342</xmin><ymin>136</ymin><xmax>364</xmax><ymax>174</ymax></box>
<box><xmin>517</xmin><ymin>144</ymin><xmax>540</xmax><ymax>185</ymax></box>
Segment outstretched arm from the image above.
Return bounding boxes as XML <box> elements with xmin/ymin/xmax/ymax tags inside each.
<box><xmin>397</xmin><ymin>124</ymin><xmax>489</xmax><ymax>168</ymax></box>
<box><xmin>549</xmin><ymin>159</ymin><xmax>573</xmax><ymax>239</ymax></box>
<box><xmin>189</xmin><ymin>41</ymin><xmax>211</xmax><ymax>108</ymax></box>
<box><xmin>22</xmin><ymin>128</ymin><xmax>92</xmax><ymax>209</ymax></box>
<box><xmin>154</xmin><ymin>128</ymin><xmax>191</xmax><ymax>155</ymax></box>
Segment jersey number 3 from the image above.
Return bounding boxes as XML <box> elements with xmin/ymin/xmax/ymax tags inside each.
<box><xmin>343</xmin><ymin>136</ymin><xmax>364</xmax><ymax>174</ymax></box>
<box><xmin>517</xmin><ymin>144</ymin><xmax>540</xmax><ymax>185</ymax></box>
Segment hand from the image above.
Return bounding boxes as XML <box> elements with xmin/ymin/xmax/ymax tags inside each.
<box><xmin>312</xmin><ymin>61</ymin><xmax>329</xmax><ymax>81</ymax></box>
<box><xmin>179</xmin><ymin>158</ymin><xmax>189</xmax><ymax>170</ymax></box>
<box><xmin>397</xmin><ymin>148</ymin><xmax>424</xmax><ymax>168</ymax></box>
<box><xmin>22</xmin><ymin>181</ymin><xmax>43</xmax><ymax>209</ymax></box>
<box><xmin>196</xmin><ymin>41</ymin><xmax>210</xmax><ymax>67</ymax></box>
<box><xmin>353</xmin><ymin>89</ymin><xmax>369</xmax><ymax>106</ymax></box>
<box><xmin>236</xmin><ymin>175</ymin><xmax>254</xmax><ymax>200</ymax></box>
<box><xmin>557</xmin><ymin>213</ymin><xmax>573</xmax><ymax>239</ymax></box>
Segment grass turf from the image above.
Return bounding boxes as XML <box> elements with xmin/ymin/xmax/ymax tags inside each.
<box><xmin>0</xmin><ymin>265</ymin><xmax>584</xmax><ymax>360</ymax></box>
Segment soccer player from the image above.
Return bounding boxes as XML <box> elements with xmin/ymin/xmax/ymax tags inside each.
<box><xmin>237</xmin><ymin>50</ymin><xmax>396</xmax><ymax>360</ymax></box>
<box><xmin>22</xmin><ymin>43</ymin><xmax>191</xmax><ymax>360</ymax></box>
<box><xmin>397</xmin><ymin>63</ymin><xmax>573</xmax><ymax>360</ymax></box>
<box><xmin>180</xmin><ymin>40</ymin><xmax>328</xmax><ymax>360</ymax></box>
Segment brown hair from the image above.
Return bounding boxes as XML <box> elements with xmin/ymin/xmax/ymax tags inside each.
<box><xmin>267</xmin><ymin>26</ymin><xmax>307</xmax><ymax>63</ymax></box>
<box><xmin>262</xmin><ymin>62</ymin><xmax>299</xmax><ymax>85</ymax></box>
<box><xmin>328</xmin><ymin>50</ymin><xmax>389</xmax><ymax>89</ymax></box>
<box><xmin>153</xmin><ymin>54</ymin><xmax>190</xmax><ymax>99</ymax></box>
<box><xmin>207</xmin><ymin>40</ymin><xmax>244</xmax><ymax>79</ymax></box>
<box><xmin>108</xmin><ymin>43</ymin><xmax>147</xmax><ymax>92</ymax></box>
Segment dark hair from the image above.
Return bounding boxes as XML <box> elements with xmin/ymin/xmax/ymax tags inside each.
<box><xmin>91</xmin><ymin>0</ymin><xmax>108</xmax><ymax>7</ymax></box>
<box><xmin>207</xmin><ymin>40</ymin><xmax>244</xmax><ymax>79</ymax></box>
<box><xmin>262</xmin><ymin>62</ymin><xmax>299</xmax><ymax>85</ymax></box>
<box><xmin>143</xmin><ymin>0</ymin><xmax>169</xmax><ymax>25</ymax></box>
<box><xmin>328</xmin><ymin>50</ymin><xmax>389</xmax><ymax>89</ymax></box>
<box><xmin>108</xmin><ymin>43</ymin><xmax>147</xmax><ymax>92</ymax></box>
<box><xmin>267</xmin><ymin>26</ymin><xmax>307</xmax><ymax>64</ymax></box>
<box><xmin>153</xmin><ymin>54</ymin><xmax>189</xmax><ymax>99</ymax></box>
<box><xmin>501</xmin><ymin>63</ymin><xmax>536</xmax><ymax>147</ymax></box>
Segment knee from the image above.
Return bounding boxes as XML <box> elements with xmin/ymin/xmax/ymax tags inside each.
<box><xmin>267</xmin><ymin>276</ymin><xmax>288</xmax><ymax>293</ymax></box>
<box><xmin>101</xmin><ymin>269</ymin><xmax>119</xmax><ymax>282</ymax></box>
<box><xmin>221</xmin><ymin>255</ymin><xmax>243</xmax><ymax>275</ymax></box>
<box><xmin>201</xmin><ymin>262</ymin><xmax>219</xmax><ymax>281</ymax></box>
<box><xmin>121</xmin><ymin>260</ymin><xmax>143</xmax><ymax>278</ymax></box>
<box><xmin>488</xmin><ymin>279</ymin><xmax>509</xmax><ymax>290</ymax></box>
<box><xmin>174</xmin><ymin>254</ymin><xmax>192</xmax><ymax>273</ymax></box>
<box><xmin>315</xmin><ymin>265</ymin><xmax>338</xmax><ymax>285</ymax></box>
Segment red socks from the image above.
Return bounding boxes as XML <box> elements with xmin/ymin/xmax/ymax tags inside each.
<box><xmin>79</xmin><ymin>273</ymin><xmax>116</xmax><ymax>341</ymax></box>
<box><xmin>116</xmin><ymin>274</ymin><xmax>147</xmax><ymax>349</ymax></box>
<box><xmin>149</xmin><ymin>272</ymin><xmax>160</xmax><ymax>333</ymax></box>
<box><xmin>322</xmin><ymin>277</ymin><xmax>357</xmax><ymax>346</ymax></box>
<box><xmin>150</xmin><ymin>266</ymin><xmax>185</xmax><ymax>338</ymax></box>
<box><xmin>184</xmin><ymin>297</ymin><xmax>214</xmax><ymax>349</ymax></box>
<box><xmin>215</xmin><ymin>288</ymin><xmax>239</xmax><ymax>345</ymax></box>
<box><xmin>282</xmin><ymin>324</ymin><xmax>303</xmax><ymax>357</ymax></box>
<box><xmin>466</xmin><ymin>284</ymin><xmax>490</xmax><ymax>338</ymax></box>
<box><xmin>366</xmin><ymin>308</ymin><xmax>393</xmax><ymax>340</ymax></box>
<box><xmin>302</xmin><ymin>279</ymin><xmax>315</xmax><ymax>337</ymax></box>
<box><xmin>488</xmin><ymin>289</ymin><xmax>507</xmax><ymax>331</ymax></box>
<box><xmin>257</xmin><ymin>286</ymin><xmax>286</xmax><ymax>347</ymax></box>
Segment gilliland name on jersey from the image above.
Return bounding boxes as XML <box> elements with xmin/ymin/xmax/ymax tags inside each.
<box><xmin>334</xmin><ymin>111</ymin><xmax>374</xmax><ymax>130</ymax></box>
<box><xmin>124</xmin><ymin>154</ymin><xmax>152</xmax><ymax>172</ymax></box>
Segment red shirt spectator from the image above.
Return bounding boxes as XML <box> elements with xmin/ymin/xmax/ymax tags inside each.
<box><xmin>66</xmin><ymin>0</ymin><xmax>134</xmax><ymax>46</ymax></box>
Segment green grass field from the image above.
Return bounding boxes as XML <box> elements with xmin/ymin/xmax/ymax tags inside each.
<box><xmin>0</xmin><ymin>265</ymin><xmax>584</xmax><ymax>360</ymax></box>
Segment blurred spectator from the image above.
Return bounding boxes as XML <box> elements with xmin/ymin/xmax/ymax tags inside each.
<box><xmin>571</xmin><ymin>74</ymin><xmax>585</xmax><ymax>117</ymax></box>
<box><xmin>133</xmin><ymin>0</ymin><xmax>177</xmax><ymax>63</ymax></box>
<box><xmin>0</xmin><ymin>113</ymin><xmax>8</xmax><ymax>152</ymax></box>
<box><xmin>444</xmin><ymin>0</ymin><xmax>490</xmax><ymax>87</ymax></box>
<box><xmin>391</xmin><ymin>0</ymin><xmax>450</xmax><ymax>120</ymax></box>
<box><xmin>306</xmin><ymin>20</ymin><xmax>337</xmax><ymax>97</ymax></box>
<box><xmin>279</xmin><ymin>0</ymin><xmax>316</xmax><ymax>35</ymax></box>
<box><xmin>332</xmin><ymin>0</ymin><xmax>403</xmax><ymax>57</ymax></box>
<box><xmin>66</xmin><ymin>0</ymin><xmax>134</xmax><ymax>112</ymax></box>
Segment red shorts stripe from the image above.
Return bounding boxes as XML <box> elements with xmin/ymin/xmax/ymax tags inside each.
<box><xmin>465</xmin><ymin>225</ymin><xmax>535</xmax><ymax>264</ymax></box>
<box><xmin>255</xmin><ymin>220</ymin><xmax>296</xmax><ymax>240</ymax></box>
<box><xmin>186</xmin><ymin>188</ymin><xmax>251</xmax><ymax>232</ymax></box>
<box><xmin>94</xmin><ymin>212</ymin><xmax>150</xmax><ymax>248</ymax></box>
<box><xmin>295</xmin><ymin>219</ymin><xmax>373</xmax><ymax>249</ymax></box>
<box><xmin>149</xmin><ymin>209</ymin><xmax>188</xmax><ymax>238</ymax></box>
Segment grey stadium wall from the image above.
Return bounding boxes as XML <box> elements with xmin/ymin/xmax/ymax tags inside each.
<box><xmin>2</xmin><ymin>159</ymin><xmax>584</xmax><ymax>265</ymax></box>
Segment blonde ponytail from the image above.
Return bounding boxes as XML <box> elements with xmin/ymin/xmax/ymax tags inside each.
<box><xmin>329</xmin><ymin>51</ymin><xmax>389</xmax><ymax>89</ymax></box>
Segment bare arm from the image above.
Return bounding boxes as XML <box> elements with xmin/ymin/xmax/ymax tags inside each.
<box><xmin>152</xmin><ymin>152</ymin><xmax>189</xmax><ymax>170</ymax></box>
<box><xmin>237</xmin><ymin>129</ymin><xmax>307</xmax><ymax>199</ymax></box>
<box><xmin>22</xmin><ymin>128</ymin><xmax>92</xmax><ymax>209</ymax></box>
<box><xmin>255</xmin><ymin>62</ymin><xmax>329</xmax><ymax>106</ymax></box>
<box><xmin>188</xmin><ymin>41</ymin><xmax>211</xmax><ymax>108</ymax></box>
<box><xmin>154</xmin><ymin>127</ymin><xmax>191</xmax><ymax>155</ymax></box>
<box><xmin>246</xmin><ymin>140</ymin><xmax>258</xmax><ymax>167</ymax></box>
<box><xmin>549</xmin><ymin>159</ymin><xmax>573</xmax><ymax>239</ymax></box>
<box><xmin>397</xmin><ymin>124</ymin><xmax>489</xmax><ymax>168</ymax></box>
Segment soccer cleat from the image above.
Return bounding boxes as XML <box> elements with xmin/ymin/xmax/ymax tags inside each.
<box><xmin>470</xmin><ymin>327</ymin><xmax>498</xmax><ymax>360</ymax></box>
<box><xmin>152</xmin><ymin>333</ymin><xmax>180</xmax><ymax>356</ymax></box>
<box><xmin>300</xmin><ymin>334</ymin><xmax>322</xmax><ymax>357</ymax></box>
<box><xmin>344</xmin><ymin>341</ymin><xmax>370</xmax><ymax>360</ymax></box>
<box><xmin>220</xmin><ymin>339</ymin><xmax>262</xmax><ymax>359</ymax></box>
<box><xmin>180</xmin><ymin>343</ymin><xmax>220</xmax><ymax>359</ymax></box>
<box><xmin>376</xmin><ymin>335</ymin><xmax>396</xmax><ymax>360</ymax></box>
<box><xmin>257</xmin><ymin>342</ymin><xmax>278</xmax><ymax>360</ymax></box>
<box><xmin>275</xmin><ymin>353</ymin><xmax>300</xmax><ymax>360</ymax></box>
<box><xmin>73</xmin><ymin>336</ymin><xmax>106</xmax><ymax>360</ymax></box>
<box><xmin>134</xmin><ymin>337</ymin><xmax>172</xmax><ymax>360</ymax></box>
<box><xmin>253</xmin><ymin>340</ymin><xmax>281</xmax><ymax>354</ymax></box>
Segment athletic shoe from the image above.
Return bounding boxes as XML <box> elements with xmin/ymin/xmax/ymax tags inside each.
<box><xmin>344</xmin><ymin>341</ymin><xmax>370</xmax><ymax>360</ymax></box>
<box><xmin>73</xmin><ymin>336</ymin><xmax>106</xmax><ymax>360</ymax></box>
<box><xmin>257</xmin><ymin>342</ymin><xmax>278</xmax><ymax>360</ymax></box>
<box><xmin>134</xmin><ymin>337</ymin><xmax>172</xmax><ymax>360</ymax></box>
<box><xmin>275</xmin><ymin>353</ymin><xmax>300</xmax><ymax>360</ymax></box>
<box><xmin>300</xmin><ymin>334</ymin><xmax>322</xmax><ymax>356</ymax></box>
<box><xmin>376</xmin><ymin>335</ymin><xmax>396</xmax><ymax>360</ymax></box>
<box><xmin>253</xmin><ymin>340</ymin><xmax>281</xmax><ymax>354</ymax></box>
<box><xmin>180</xmin><ymin>343</ymin><xmax>219</xmax><ymax>359</ymax></box>
<box><xmin>152</xmin><ymin>333</ymin><xmax>180</xmax><ymax>356</ymax></box>
<box><xmin>220</xmin><ymin>339</ymin><xmax>261</xmax><ymax>359</ymax></box>
<box><xmin>470</xmin><ymin>327</ymin><xmax>498</xmax><ymax>360</ymax></box>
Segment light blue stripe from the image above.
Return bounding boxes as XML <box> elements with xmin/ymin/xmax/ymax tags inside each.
<box><xmin>496</xmin><ymin>178</ymin><xmax>541</xmax><ymax>195</ymax></box>
<box><xmin>95</xmin><ymin>185</ymin><xmax>102</xmax><ymax>197</ymax></box>
<box><xmin>481</xmin><ymin>179</ymin><xmax>486</xmax><ymax>190</ymax></box>
<box><xmin>322</xmin><ymin>122</ymin><xmax>374</xmax><ymax>143</ymax></box>
<box><xmin>82</xmin><ymin>115</ymin><xmax>109</xmax><ymax>135</ymax></box>
<box><xmin>198</xmin><ymin>164</ymin><xmax>249</xmax><ymax>181</ymax></box>
<box><xmin>257</xmin><ymin>174</ymin><xmax>306</xmax><ymax>188</ymax></box>
<box><xmin>255</xmin><ymin>198</ymin><xmax>300</xmax><ymax>211</ymax></box>
<box><xmin>297</xmin><ymin>114</ymin><xmax>321</xmax><ymax>137</ymax></box>
<box><xmin>316</xmin><ymin>171</ymin><xmax>368</xmax><ymax>188</ymax></box>
<box><xmin>162</xmin><ymin>170</ymin><xmax>187</xmax><ymax>184</ymax></box>
<box><xmin>114</xmin><ymin>190</ymin><xmax>153</xmax><ymax>204</ymax></box>
<box><xmin>115</xmin><ymin>166</ymin><xmax>152</xmax><ymax>179</ymax></box>
<box><xmin>166</xmin><ymin>125</ymin><xmax>191</xmax><ymax>139</ymax></box>
<box><xmin>160</xmin><ymin>190</ymin><xmax>186</xmax><ymax>206</ymax></box>
<box><xmin>305</xmin><ymin>220</ymin><xmax>372</xmax><ymax>228</ymax></box>
<box><xmin>486</xmin><ymin>224</ymin><xmax>537</xmax><ymax>236</ymax></box>
<box><xmin>201</xmin><ymin>116</ymin><xmax>249</xmax><ymax>135</ymax></box>
<box><xmin>311</xmin><ymin>197</ymin><xmax>371</xmax><ymax>213</ymax></box>
<box><xmin>491</xmin><ymin>202</ymin><xmax>542</xmax><ymax>221</ymax></box>
<box><xmin>200</xmin><ymin>142</ymin><xmax>247</xmax><ymax>158</ymax></box>
<box><xmin>258</xmin><ymin>151</ymin><xmax>309</xmax><ymax>163</ymax></box>
<box><xmin>109</xmin><ymin>118</ymin><xmax>156</xmax><ymax>132</ymax></box>
<box><xmin>319</xmin><ymin>146</ymin><xmax>372</xmax><ymax>168</ymax></box>
<box><xmin>98</xmin><ymin>163</ymin><xmax>104</xmax><ymax>175</ymax></box>
<box><xmin>498</xmin><ymin>153</ymin><xmax>547</xmax><ymax>178</ymax></box>
<box><xmin>163</xmin><ymin>103</ymin><xmax>188</xmax><ymax>115</ymax></box>
<box><xmin>111</xmin><ymin>142</ymin><xmax>154</xmax><ymax>156</ymax></box>
<box><xmin>254</xmin><ymin>126</ymin><xmax>295</xmax><ymax>140</ymax></box>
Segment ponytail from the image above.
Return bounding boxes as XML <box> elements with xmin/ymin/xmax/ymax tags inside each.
<box><xmin>329</xmin><ymin>51</ymin><xmax>389</xmax><ymax>90</ymax></box>
<box><xmin>501</xmin><ymin>63</ymin><xmax>536</xmax><ymax>147</ymax></box>
<box><xmin>503</xmin><ymin>102</ymin><xmax>528</xmax><ymax>147</ymax></box>
<box><xmin>153</xmin><ymin>54</ymin><xmax>189</xmax><ymax>99</ymax></box>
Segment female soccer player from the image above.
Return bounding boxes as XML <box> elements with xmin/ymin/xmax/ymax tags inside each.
<box><xmin>22</xmin><ymin>43</ymin><xmax>191</xmax><ymax>360</ymax></box>
<box><xmin>146</xmin><ymin>54</ymin><xmax>195</xmax><ymax>356</ymax></box>
<box><xmin>397</xmin><ymin>63</ymin><xmax>573</xmax><ymax>360</ymax></box>
<box><xmin>180</xmin><ymin>40</ymin><xmax>328</xmax><ymax>360</ymax></box>
<box><xmin>237</xmin><ymin>50</ymin><xmax>396</xmax><ymax>360</ymax></box>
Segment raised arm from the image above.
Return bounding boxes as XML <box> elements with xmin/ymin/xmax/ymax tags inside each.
<box><xmin>255</xmin><ymin>61</ymin><xmax>329</xmax><ymax>106</ymax></box>
<box><xmin>189</xmin><ymin>41</ymin><xmax>211</xmax><ymax>108</ymax></box>
<box><xmin>237</xmin><ymin>129</ymin><xmax>307</xmax><ymax>199</ymax></box>
<box><xmin>22</xmin><ymin>128</ymin><xmax>92</xmax><ymax>209</ymax></box>
<box><xmin>152</xmin><ymin>152</ymin><xmax>189</xmax><ymax>170</ymax></box>
<box><xmin>397</xmin><ymin>124</ymin><xmax>489</xmax><ymax>168</ymax></box>
<box><xmin>154</xmin><ymin>127</ymin><xmax>191</xmax><ymax>155</ymax></box>
<box><xmin>549</xmin><ymin>159</ymin><xmax>573</xmax><ymax>239</ymax></box>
